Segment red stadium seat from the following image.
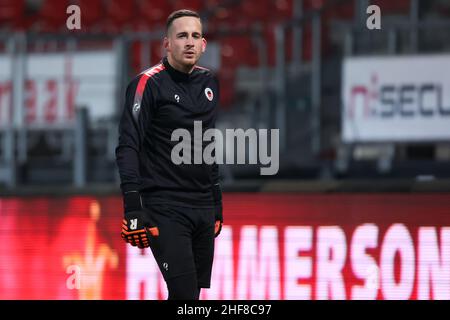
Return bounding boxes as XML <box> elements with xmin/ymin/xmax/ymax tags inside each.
<box><xmin>130</xmin><ymin>41</ymin><xmax>142</xmax><ymax>75</ymax></box>
<box><xmin>302</xmin><ymin>23</ymin><xmax>313</xmax><ymax>61</ymax></box>
<box><xmin>203</xmin><ymin>0</ymin><xmax>221</xmax><ymax>11</ymax></box>
<box><xmin>303</xmin><ymin>0</ymin><xmax>325</xmax><ymax>10</ymax></box>
<box><xmin>130</xmin><ymin>40</ymin><xmax>165</xmax><ymax>75</ymax></box>
<box><xmin>0</xmin><ymin>0</ymin><xmax>25</xmax><ymax>29</ymax></box>
<box><xmin>136</xmin><ymin>0</ymin><xmax>173</xmax><ymax>28</ymax></box>
<box><xmin>172</xmin><ymin>0</ymin><xmax>203</xmax><ymax>12</ymax></box>
<box><xmin>273</xmin><ymin>0</ymin><xmax>293</xmax><ymax>21</ymax></box>
<box><xmin>151</xmin><ymin>41</ymin><xmax>165</xmax><ymax>65</ymax></box>
<box><xmin>371</xmin><ymin>0</ymin><xmax>410</xmax><ymax>14</ymax></box>
<box><xmin>217</xmin><ymin>69</ymin><xmax>236</xmax><ymax>108</ymax></box>
<box><xmin>102</xmin><ymin>0</ymin><xmax>135</xmax><ymax>32</ymax></box>
<box><xmin>220</xmin><ymin>36</ymin><xmax>258</xmax><ymax>68</ymax></box>
<box><xmin>206</xmin><ymin>6</ymin><xmax>232</xmax><ymax>33</ymax></box>
<box><xmin>262</xmin><ymin>24</ymin><xmax>276</xmax><ymax>66</ymax></box>
<box><xmin>241</xmin><ymin>1</ymin><xmax>271</xmax><ymax>22</ymax></box>
<box><xmin>77</xmin><ymin>0</ymin><xmax>104</xmax><ymax>31</ymax></box>
<box><xmin>208</xmin><ymin>0</ymin><xmax>269</xmax><ymax>31</ymax></box>
<box><xmin>35</xmin><ymin>0</ymin><xmax>69</xmax><ymax>32</ymax></box>
<box><xmin>332</xmin><ymin>1</ymin><xmax>354</xmax><ymax>20</ymax></box>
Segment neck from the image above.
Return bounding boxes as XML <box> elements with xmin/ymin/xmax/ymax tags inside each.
<box><xmin>167</xmin><ymin>55</ymin><xmax>195</xmax><ymax>74</ymax></box>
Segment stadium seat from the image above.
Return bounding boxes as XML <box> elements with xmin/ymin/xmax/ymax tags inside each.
<box><xmin>35</xmin><ymin>0</ymin><xmax>69</xmax><ymax>32</ymax></box>
<box><xmin>273</xmin><ymin>0</ymin><xmax>293</xmax><ymax>21</ymax></box>
<box><xmin>151</xmin><ymin>41</ymin><xmax>165</xmax><ymax>65</ymax></box>
<box><xmin>217</xmin><ymin>69</ymin><xmax>236</xmax><ymax>108</ymax></box>
<box><xmin>208</xmin><ymin>0</ymin><xmax>275</xmax><ymax>31</ymax></box>
<box><xmin>103</xmin><ymin>0</ymin><xmax>135</xmax><ymax>33</ymax></box>
<box><xmin>136</xmin><ymin>0</ymin><xmax>173</xmax><ymax>28</ymax></box>
<box><xmin>303</xmin><ymin>0</ymin><xmax>324</xmax><ymax>10</ymax></box>
<box><xmin>240</xmin><ymin>1</ymin><xmax>271</xmax><ymax>23</ymax></box>
<box><xmin>129</xmin><ymin>40</ymin><xmax>165</xmax><ymax>75</ymax></box>
<box><xmin>371</xmin><ymin>0</ymin><xmax>410</xmax><ymax>14</ymax></box>
<box><xmin>130</xmin><ymin>41</ymin><xmax>142</xmax><ymax>75</ymax></box>
<box><xmin>331</xmin><ymin>1</ymin><xmax>354</xmax><ymax>20</ymax></box>
<box><xmin>171</xmin><ymin>0</ymin><xmax>203</xmax><ymax>12</ymax></box>
<box><xmin>205</xmin><ymin>6</ymin><xmax>231</xmax><ymax>33</ymax></box>
<box><xmin>220</xmin><ymin>36</ymin><xmax>258</xmax><ymax>68</ymax></box>
<box><xmin>0</xmin><ymin>0</ymin><xmax>25</xmax><ymax>30</ymax></box>
<box><xmin>77</xmin><ymin>0</ymin><xmax>104</xmax><ymax>31</ymax></box>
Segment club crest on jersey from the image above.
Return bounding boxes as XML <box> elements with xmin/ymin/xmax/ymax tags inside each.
<box><xmin>204</xmin><ymin>88</ymin><xmax>213</xmax><ymax>101</ymax></box>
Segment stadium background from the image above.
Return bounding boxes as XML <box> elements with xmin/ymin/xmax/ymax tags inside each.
<box><xmin>0</xmin><ymin>0</ymin><xmax>449</xmax><ymax>300</ymax></box>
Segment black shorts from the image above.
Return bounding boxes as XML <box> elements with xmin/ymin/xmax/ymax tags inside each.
<box><xmin>141</xmin><ymin>200</ymin><xmax>216</xmax><ymax>288</ymax></box>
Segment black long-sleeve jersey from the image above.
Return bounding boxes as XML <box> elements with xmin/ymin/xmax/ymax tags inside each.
<box><xmin>115</xmin><ymin>57</ymin><xmax>221</xmax><ymax>208</ymax></box>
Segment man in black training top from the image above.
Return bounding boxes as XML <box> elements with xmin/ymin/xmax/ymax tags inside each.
<box><xmin>116</xmin><ymin>9</ymin><xmax>223</xmax><ymax>300</ymax></box>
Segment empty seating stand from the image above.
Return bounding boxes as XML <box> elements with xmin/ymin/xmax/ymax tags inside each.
<box><xmin>0</xmin><ymin>0</ymin><xmax>25</xmax><ymax>30</ymax></box>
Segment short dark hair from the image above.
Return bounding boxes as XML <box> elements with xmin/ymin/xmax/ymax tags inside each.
<box><xmin>166</xmin><ymin>9</ymin><xmax>201</xmax><ymax>33</ymax></box>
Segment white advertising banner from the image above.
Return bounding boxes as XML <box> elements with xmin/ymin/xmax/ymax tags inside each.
<box><xmin>0</xmin><ymin>50</ymin><xmax>117</xmax><ymax>127</ymax></box>
<box><xmin>342</xmin><ymin>55</ymin><xmax>450</xmax><ymax>142</ymax></box>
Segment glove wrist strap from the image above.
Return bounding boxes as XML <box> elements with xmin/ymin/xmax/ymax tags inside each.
<box><xmin>123</xmin><ymin>190</ymin><xmax>142</xmax><ymax>212</ymax></box>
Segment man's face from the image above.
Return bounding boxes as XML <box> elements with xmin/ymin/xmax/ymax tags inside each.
<box><xmin>164</xmin><ymin>16</ymin><xmax>206</xmax><ymax>71</ymax></box>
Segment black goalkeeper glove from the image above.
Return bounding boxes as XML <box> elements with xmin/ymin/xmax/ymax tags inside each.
<box><xmin>213</xmin><ymin>184</ymin><xmax>223</xmax><ymax>238</ymax></box>
<box><xmin>121</xmin><ymin>191</ymin><xmax>159</xmax><ymax>248</ymax></box>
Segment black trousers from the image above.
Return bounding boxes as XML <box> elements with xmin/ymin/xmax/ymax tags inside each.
<box><xmin>141</xmin><ymin>200</ymin><xmax>216</xmax><ymax>299</ymax></box>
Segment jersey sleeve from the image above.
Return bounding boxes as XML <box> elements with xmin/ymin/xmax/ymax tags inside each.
<box><xmin>211</xmin><ymin>75</ymin><xmax>222</xmax><ymax>205</ymax></box>
<box><xmin>115</xmin><ymin>75</ymin><xmax>154</xmax><ymax>194</ymax></box>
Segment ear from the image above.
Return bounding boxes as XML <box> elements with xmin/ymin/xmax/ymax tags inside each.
<box><xmin>163</xmin><ymin>37</ymin><xmax>170</xmax><ymax>52</ymax></box>
<box><xmin>201</xmin><ymin>38</ymin><xmax>207</xmax><ymax>53</ymax></box>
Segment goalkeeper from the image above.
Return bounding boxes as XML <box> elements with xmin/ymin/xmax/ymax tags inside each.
<box><xmin>115</xmin><ymin>9</ymin><xmax>223</xmax><ymax>300</ymax></box>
